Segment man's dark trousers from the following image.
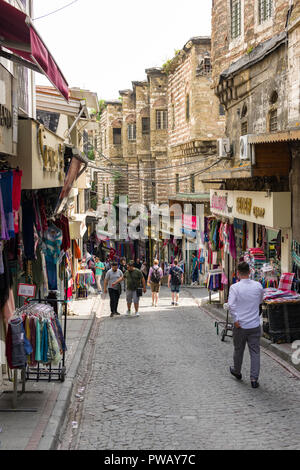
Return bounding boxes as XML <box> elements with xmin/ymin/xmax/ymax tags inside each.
<box><xmin>108</xmin><ymin>288</ymin><xmax>121</xmax><ymax>314</ymax></box>
<box><xmin>233</xmin><ymin>326</ymin><xmax>261</xmax><ymax>381</ymax></box>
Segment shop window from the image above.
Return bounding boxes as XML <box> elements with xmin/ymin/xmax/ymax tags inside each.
<box><xmin>269</xmin><ymin>109</ymin><xmax>277</xmax><ymax>132</ymax></box>
<box><xmin>142</xmin><ymin>117</ymin><xmax>150</xmax><ymax>135</ymax></box>
<box><xmin>127</xmin><ymin>124</ymin><xmax>136</xmax><ymax>141</ymax></box>
<box><xmin>113</xmin><ymin>128</ymin><xmax>122</xmax><ymax>145</ymax></box>
<box><xmin>156</xmin><ymin>110</ymin><xmax>168</xmax><ymax>130</ymax></box>
<box><xmin>231</xmin><ymin>0</ymin><xmax>242</xmax><ymax>39</ymax></box>
<box><xmin>258</xmin><ymin>0</ymin><xmax>272</xmax><ymax>24</ymax></box>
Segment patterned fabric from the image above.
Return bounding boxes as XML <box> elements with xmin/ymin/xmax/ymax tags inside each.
<box><xmin>279</xmin><ymin>273</ymin><xmax>295</xmax><ymax>291</ymax></box>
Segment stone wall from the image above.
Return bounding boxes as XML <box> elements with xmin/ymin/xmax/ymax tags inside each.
<box><xmin>211</xmin><ymin>0</ymin><xmax>290</xmax><ymax>88</ymax></box>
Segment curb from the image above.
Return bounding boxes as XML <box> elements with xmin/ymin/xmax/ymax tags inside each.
<box><xmin>187</xmin><ymin>288</ymin><xmax>300</xmax><ymax>375</ymax></box>
<box><xmin>37</xmin><ymin>298</ymin><xmax>99</xmax><ymax>450</ymax></box>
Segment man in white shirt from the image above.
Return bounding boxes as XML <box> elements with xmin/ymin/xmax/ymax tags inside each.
<box><xmin>228</xmin><ymin>262</ymin><xmax>264</xmax><ymax>389</ymax></box>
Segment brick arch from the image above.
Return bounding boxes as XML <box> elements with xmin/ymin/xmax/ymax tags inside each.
<box><xmin>111</xmin><ymin>119</ymin><xmax>122</xmax><ymax>128</ymax></box>
<box><xmin>139</xmin><ymin>106</ymin><xmax>150</xmax><ymax>117</ymax></box>
<box><xmin>125</xmin><ymin>114</ymin><xmax>136</xmax><ymax>124</ymax></box>
<box><xmin>153</xmin><ymin>97</ymin><xmax>167</xmax><ymax>108</ymax></box>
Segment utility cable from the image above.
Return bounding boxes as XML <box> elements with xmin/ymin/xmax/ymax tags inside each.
<box><xmin>32</xmin><ymin>0</ymin><xmax>80</xmax><ymax>21</ymax></box>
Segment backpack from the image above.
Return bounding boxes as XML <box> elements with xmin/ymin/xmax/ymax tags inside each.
<box><xmin>171</xmin><ymin>266</ymin><xmax>182</xmax><ymax>286</ymax></box>
<box><xmin>151</xmin><ymin>268</ymin><xmax>161</xmax><ymax>283</ymax></box>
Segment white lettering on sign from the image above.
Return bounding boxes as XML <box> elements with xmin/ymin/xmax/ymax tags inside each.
<box><xmin>18</xmin><ymin>284</ymin><xmax>36</xmax><ymax>298</ymax></box>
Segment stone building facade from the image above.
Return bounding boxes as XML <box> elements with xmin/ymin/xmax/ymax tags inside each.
<box><xmin>166</xmin><ymin>37</ymin><xmax>225</xmax><ymax>196</ymax></box>
<box><xmin>210</xmin><ymin>0</ymin><xmax>300</xmax><ymax>273</ymax></box>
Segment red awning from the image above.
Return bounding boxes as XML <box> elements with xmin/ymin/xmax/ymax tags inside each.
<box><xmin>0</xmin><ymin>0</ymin><xmax>69</xmax><ymax>101</ymax></box>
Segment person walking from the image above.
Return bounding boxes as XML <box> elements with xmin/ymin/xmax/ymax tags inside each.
<box><xmin>191</xmin><ymin>253</ymin><xmax>199</xmax><ymax>286</ymax></box>
<box><xmin>147</xmin><ymin>259</ymin><xmax>163</xmax><ymax>307</ymax></box>
<box><xmin>134</xmin><ymin>258</ymin><xmax>142</xmax><ymax>270</ymax></box>
<box><xmin>228</xmin><ymin>261</ymin><xmax>264</xmax><ymax>389</ymax></box>
<box><xmin>141</xmin><ymin>261</ymin><xmax>148</xmax><ymax>283</ymax></box>
<box><xmin>114</xmin><ymin>260</ymin><xmax>146</xmax><ymax>317</ymax></box>
<box><xmin>104</xmin><ymin>262</ymin><xmax>123</xmax><ymax>317</ymax></box>
<box><xmin>95</xmin><ymin>257</ymin><xmax>105</xmax><ymax>294</ymax></box>
<box><xmin>119</xmin><ymin>257</ymin><xmax>127</xmax><ymax>292</ymax></box>
<box><xmin>168</xmin><ymin>259</ymin><xmax>184</xmax><ymax>306</ymax></box>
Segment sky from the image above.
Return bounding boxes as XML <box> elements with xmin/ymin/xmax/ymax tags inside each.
<box><xmin>33</xmin><ymin>0</ymin><xmax>212</xmax><ymax>101</ymax></box>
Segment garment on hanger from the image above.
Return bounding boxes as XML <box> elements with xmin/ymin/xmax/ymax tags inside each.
<box><xmin>0</xmin><ymin>171</ymin><xmax>14</xmax><ymax>239</ymax></box>
<box><xmin>12</xmin><ymin>170</ymin><xmax>22</xmax><ymax>235</ymax></box>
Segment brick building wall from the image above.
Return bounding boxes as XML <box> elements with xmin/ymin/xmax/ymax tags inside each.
<box><xmin>211</xmin><ymin>0</ymin><xmax>290</xmax><ymax>88</ymax></box>
<box><xmin>166</xmin><ymin>37</ymin><xmax>225</xmax><ymax>196</ymax></box>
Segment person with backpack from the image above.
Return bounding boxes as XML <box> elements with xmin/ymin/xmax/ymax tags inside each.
<box><xmin>168</xmin><ymin>259</ymin><xmax>184</xmax><ymax>306</ymax></box>
<box><xmin>147</xmin><ymin>259</ymin><xmax>163</xmax><ymax>307</ymax></box>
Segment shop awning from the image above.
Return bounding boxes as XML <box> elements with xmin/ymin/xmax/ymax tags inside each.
<box><xmin>0</xmin><ymin>0</ymin><xmax>69</xmax><ymax>101</ymax></box>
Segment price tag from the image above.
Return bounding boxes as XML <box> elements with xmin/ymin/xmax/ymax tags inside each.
<box><xmin>17</xmin><ymin>284</ymin><xmax>36</xmax><ymax>298</ymax></box>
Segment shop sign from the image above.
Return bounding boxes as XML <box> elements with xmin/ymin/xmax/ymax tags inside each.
<box><xmin>210</xmin><ymin>189</ymin><xmax>291</xmax><ymax>228</ymax></box>
<box><xmin>18</xmin><ymin>284</ymin><xmax>36</xmax><ymax>298</ymax></box>
<box><xmin>38</xmin><ymin>126</ymin><xmax>65</xmax><ymax>181</ymax></box>
<box><xmin>236</xmin><ymin>197</ymin><xmax>252</xmax><ymax>216</ymax></box>
<box><xmin>210</xmin><ymin>191</ymin><xmax>234</xmax><ymax>217</ymax></box>
<box><xmin>253</xmin><ymin>206</ymin><xmax>266</xmax><ymax>219</ymax></box>
<box><xmin>0</xmin><ymin>104</ymin><xmax>12</xmax><ymax>128</ymax></box>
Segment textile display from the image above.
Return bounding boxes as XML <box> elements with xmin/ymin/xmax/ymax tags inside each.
<box><xmin>279</xmin><ymin>273</ymin><xmax>295</xmax><ymax>291</ymax></box>
<box><xmin>6</xmin><ymin>303</ymin><xmax>67</xmax><ymax>370</ymax></box>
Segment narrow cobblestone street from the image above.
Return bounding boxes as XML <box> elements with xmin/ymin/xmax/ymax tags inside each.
<box><xmin>59</xmin><ymin>288</ymin><xmax>300</xmax><ymax>451</ymax></box>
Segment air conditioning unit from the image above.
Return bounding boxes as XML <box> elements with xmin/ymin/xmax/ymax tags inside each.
<box><xmin>240</xmin><ymin>135</ymin><xmax>255</xmax><ymax>161</ymax></box>
<box><xmin>218</xmin><ymin>138</ymin><xmax>230</xmax><ymax>158</ymax></box>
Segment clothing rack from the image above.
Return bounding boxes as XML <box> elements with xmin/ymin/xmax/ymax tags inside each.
<box><xmin>0</xmin><ymin>298</ymin><xmax>67</xmax><ymax>412</ymax></box>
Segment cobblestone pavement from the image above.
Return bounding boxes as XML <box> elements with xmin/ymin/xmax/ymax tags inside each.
<box><xmin>60</xmin><ymin>287</ymin><xmax>300</xmax><ymax>450</ymax></box>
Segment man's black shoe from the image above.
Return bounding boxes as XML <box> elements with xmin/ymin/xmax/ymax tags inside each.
<box><xmin>230</xmin><ymin>367</ymin><xmax>242</xmax><ymax>380</ymax></box>
<box><xmin>251</xmin><ymin>381</ymin><xmax>260</xmax><ymax>389</ymax></box>
<box><xmin>110</xmin><ymin>313</ymin><xmax>115</xmax><ymax>318</ymax></box>
<box><xmin>114</xmin><ymin>312</ymin><xmax>121</xmax><ymax>316</ymax></box>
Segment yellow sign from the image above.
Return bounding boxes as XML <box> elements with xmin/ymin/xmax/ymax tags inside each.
<box><xmin>236</xmin><ymin>197</ymin><xmax>252</xmax><ymax>216</ymax></box>
<box><xmin>253</xmin><ymin>207</ymin><xmax>266</xmax><ymax>219</ymax></box>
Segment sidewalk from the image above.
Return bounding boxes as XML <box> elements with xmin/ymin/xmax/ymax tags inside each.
<box><xmin>0</xmin><ymin>294</ymin><xmax>101</xmax><ymax>451</ymax></box>
<box><xmin>186</xmin><ymin>286</ymin><xmax>300</xmax><ymax>374</ymax></box>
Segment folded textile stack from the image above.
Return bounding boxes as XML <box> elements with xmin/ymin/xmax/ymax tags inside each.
<box><xmin>263</xmin><ymin>287</ymin><xmax>300</xmax><ymax>303</ymax></box>
<box><xmin>244</xmin><ymin>248</ymin><xmax>267</xmax><ymax>282</ymax></box>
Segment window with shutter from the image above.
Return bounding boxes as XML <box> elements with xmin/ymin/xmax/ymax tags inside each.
<box><xmin>231</xmin><ymin>0</ymin><xmax>242</xmax><ymax>39</ymax></box>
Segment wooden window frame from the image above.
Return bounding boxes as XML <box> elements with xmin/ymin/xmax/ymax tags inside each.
<box><xmin>156</xmin><ymin>110</ymin><xmax>168</xmax><ymax>130</ymax></box>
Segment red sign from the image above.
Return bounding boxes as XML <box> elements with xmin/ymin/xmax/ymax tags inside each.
<box><xmin>182</xmin><ymin>215</ymin><xmax>199</xmax><ymax>231</ymax></box>
<box><xmin>17</xmin><ymin>284</ymin><xmax>36</xmax><ymax>298</ymax></box>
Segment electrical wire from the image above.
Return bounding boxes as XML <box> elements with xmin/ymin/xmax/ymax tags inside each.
<box><xmin>99</xmin><ymin>151</ymin><xmax>218</xmax><ymax>173</ymax></box>
<box><xmin>32</xmin><ymin>0</ymin><xmax>80</xmax><ymax>21</ymax></box>
<box><xmin>97</xmin><ymin>151</ymin><xmax>223</xmax><ymax>183</ymax></box>
<box><xmin>88</xmin><ymin>156</ymin><xmax>223</xmax><ymax>185</ymax></box>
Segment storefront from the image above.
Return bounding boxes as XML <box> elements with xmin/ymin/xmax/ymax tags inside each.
<box><xmin>209</xmin><ymin>190</ymin><xmax>292</xmax><ymax>301</ymax></box>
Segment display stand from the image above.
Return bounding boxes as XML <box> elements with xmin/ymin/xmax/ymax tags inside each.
<box><xmin>0</xmin><ymin>297</ymin><xmax>67</xmax><ymax>412</ymax></box>
<box><xmin>0</xmin><ymin>369</ymin><xmax>43</xmax><ymax>413</ymax></box>
<box><xmin>207</xmin><ymin>269</ymin><xmax>223</xmax><ymax>305</ymax></box>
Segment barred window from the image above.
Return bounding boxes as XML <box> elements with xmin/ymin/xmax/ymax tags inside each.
<box><xmin>127</xmin><ymin>124</ymin><xmax>136</xmax><ymax>141</ymax></box>
<box><xmin>241</xmin><ymin>121</ymin><xmax>248</xmax><ymax>135</ymax></box>
<box><xmin>231</xmin><ymin>0</ymin><xmax>242</xmax><ymax>39</ymax></box>
<box><xmin>156</xmin><ymin>110</ymin><xmax>168</xmax><ymax>130</ymax></box>
<box><xmin>269</xmin><ymin>109</ymin><xmax>277</xmax><ymax>132</ymax></box>
<box><xmin>258</xmin><ymin>0</ymin><xmax>272</xmax><ymax>24</ymax></box>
